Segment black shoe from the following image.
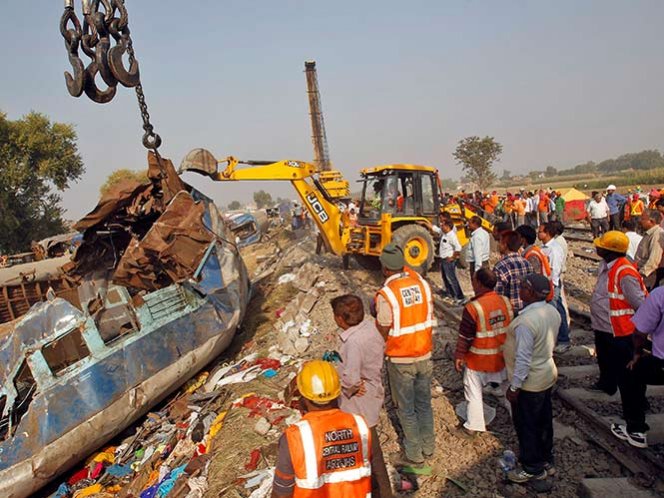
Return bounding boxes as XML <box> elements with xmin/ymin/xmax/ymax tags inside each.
<box><xmin>507</xmin><ymin>467</ymin><xmax>547</xmax><ymax>483</ymax></box>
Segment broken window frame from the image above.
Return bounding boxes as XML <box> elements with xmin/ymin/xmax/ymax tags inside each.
<box><xmin>1</xmin><ymin>359</ymin><xmax>38</xmax><ymax>440</ymax></box>
<box><xmin>41</xmin><ymin>327</ymin><xmax>91</xmax><ymax>377</ymax></box>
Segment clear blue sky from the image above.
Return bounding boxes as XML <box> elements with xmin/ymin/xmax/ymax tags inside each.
<box><xmin>1</xmin><ymin>1</ymin><xmax>663</xmax><ymax>218</ymax></box>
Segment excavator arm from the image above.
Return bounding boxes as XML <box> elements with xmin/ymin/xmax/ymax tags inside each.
<box><xmin>179</xmin><ymin>149</ymin><xmax>349</xmax><ymax>255</ymax></box>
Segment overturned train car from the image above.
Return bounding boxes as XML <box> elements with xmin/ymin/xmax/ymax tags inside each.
<box><xmin>226</xmin><ymin>211</ymin><xmax>270</xmax><ymax>248</ymax></box>
<box><xmin>0</xmin><ymin>153</ymin><xmax>250</xmax><ymax>498</ymax></box>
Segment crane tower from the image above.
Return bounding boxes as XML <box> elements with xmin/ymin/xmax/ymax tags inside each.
<box><xmin>304</xmin><ymin>60</ymin><xmax>332</xmax><ymax>172</ymax></box>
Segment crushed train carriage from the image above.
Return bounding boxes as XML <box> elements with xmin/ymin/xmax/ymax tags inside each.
<box><xmin>0</xmin><ymin>153</ymin><xmax>250</xmax><ymax>498</ymax></box>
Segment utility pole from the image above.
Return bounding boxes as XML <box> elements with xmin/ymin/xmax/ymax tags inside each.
<box><xmin>304</xmin><ymin>61</ymin><xmax>332</xmax><ymax>172</ymax></box>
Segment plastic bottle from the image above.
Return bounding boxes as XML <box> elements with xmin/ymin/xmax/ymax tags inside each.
<box><xmin>498</xmin><ymin>450</ymin><xmax>516</xmax><ymax>472</ymax></box>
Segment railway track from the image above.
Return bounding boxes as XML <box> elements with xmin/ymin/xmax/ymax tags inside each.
<box><xmin>433</xmin><ymin>290</ymin><xmax>664</xmax><ymax>494</ymax></box>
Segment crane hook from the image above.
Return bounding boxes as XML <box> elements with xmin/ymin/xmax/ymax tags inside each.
<box><xmin>83</xmin><ymin>62</ymin><xmax>117</xmax><ymax>103</ymax></box>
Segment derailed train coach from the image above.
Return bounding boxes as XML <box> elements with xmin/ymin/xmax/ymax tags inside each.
<box><xmin>226</xmin><ymin>211</ymin><xmax>270</xmax><ymax>248</ymax></box>
<box><xmin>0</xmin><ymin>153</ymin><xmax>250</xmax><ymax>498</ymax></box>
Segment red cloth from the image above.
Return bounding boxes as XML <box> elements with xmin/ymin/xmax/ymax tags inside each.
<box><xmin>244</xmin><ymin>449</ymin><xmax>261</xmax><ymax>471</ymax></box>
<box><xmin>67</xmin><ymin>467</ymin><xmax>89</xmax><ymax>485</ymax></box>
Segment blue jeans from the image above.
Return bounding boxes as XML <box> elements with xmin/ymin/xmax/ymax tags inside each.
<box><xmin>441</xmin><ymin>259</ymin><xmax>464</xmax><ymax>300</ymax></box>
<box><xmin>386</xmin><ymin>359</ymin><xmax>435</xmax><ymax>462</ymax></box>
<box><xmin>553</xmin><ymin>285</ymin><xmax>569</xmax><ymax>344</ymax></box>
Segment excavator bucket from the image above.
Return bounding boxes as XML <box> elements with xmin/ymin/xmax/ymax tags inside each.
<box><xmin>179</xmin><ymin>148</ymin><xmax>219</xmax><ymax>176</ymax></box>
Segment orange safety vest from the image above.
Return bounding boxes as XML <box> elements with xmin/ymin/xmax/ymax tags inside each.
<box><xmin>523</xmin><ymin>245</ymin><xmax>554</xmax><ymax>301</ymax></box>
<box><xmin>631</xmin><ymin>199</ymin><xmax>644</xmax><ymax>217</ymax></box>
<box><xmin>607</xmin><ymin>257</ymin><xmax>648</xmax><ymax>337</ymax></box>
<box><xmin>464</xmin><ymin>291</ymin><xmax>514</xmax><ymax>372</ymax></box>
<box><xmin>523</xmin><ymin>245</ymin><xmax>552</xmax><ymax>277</ymax></box>
<box><xmin>285</xmin><ymin>409</ymin><xmax>372</xmax><ymax>498</ymax></box>
<box><xmin>376</xmin><ymin>267</ymin><xmax>436</xmax><ymax>358</ymax></box>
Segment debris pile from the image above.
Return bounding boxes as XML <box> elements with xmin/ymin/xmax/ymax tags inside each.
<box><xmin>50</xmin><ymin>350</ymin><xmax>300</xmax><ymax>498</ymax></box>
<box><xmin>274</xmin><ymin>262</ymin><xmax>323</xmax><ymax>356</ymax></box>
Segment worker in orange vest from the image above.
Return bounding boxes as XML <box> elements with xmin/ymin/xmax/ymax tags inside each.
<box><xmin>515</xmin><ymin>225</ymin><xmax>554</xmax><ymax>301</ymax></box>
<box><xmin>516</xmin><ymin>225</ymin><xmax>551</xmax><ymax>277</ymax></box>
<box><xmin>590</xmin><ymin>232</ymin><xmax>647</xmax><ymax>398</ymax></box>
<box><xmin>374</xmin><ymin>243</ymin><xmax>436</xmax><ymax>468</ymax></box>
<box><xmin>454</xmin><ymin>268</ymin><xmax>514</xmax><ymax>437</ymax></box>
<box><xmin>630</xmin><ymin>194</ymin><xmax>645</xmax><ymax>218</ymax></box>
<box><xmin>271</xmin><ymin>360</ymin><xmax>373</xmax><ymax>498</ymax></box>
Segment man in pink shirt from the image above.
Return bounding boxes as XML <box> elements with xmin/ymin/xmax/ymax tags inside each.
<box><xmin>331</xmin><ymin>294</ymin><xmax>393</xmax><ymax>497</ymax></box>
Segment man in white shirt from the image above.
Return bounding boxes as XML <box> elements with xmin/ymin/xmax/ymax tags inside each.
<box><xmin>467</xmin><ymin>216</ymin><xmax>491</xmax><ymax>278</ymax></box>
<box><xmin>587</xmin><ymin>191</ymin><xmax>610</xmax><ymax>238</ymax></box>
<box><xmin>538</xmin><ymin>222</ymin><xmax>570</xmax><ymax>353</ymax></box>
<box><xmin>439</xmin><ymin>219</ymin><xmax>465</xmax><ymax>304</ymax></box>
<box><xmin>622</xmin><ymin>219</ymin><xmax>643</xmax><ymax>261</ymax></box>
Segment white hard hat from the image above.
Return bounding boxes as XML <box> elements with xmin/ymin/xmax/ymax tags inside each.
<box><xmin>607</xmin><ymin>184</ymin><xmax>616</xmax><ymax>191</ymax></box>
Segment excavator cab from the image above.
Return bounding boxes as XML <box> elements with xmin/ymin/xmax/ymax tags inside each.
<box><xmin>347</xmin><ymin>165</ymin><xmax>440</xmax><ymax>273</ymax></box>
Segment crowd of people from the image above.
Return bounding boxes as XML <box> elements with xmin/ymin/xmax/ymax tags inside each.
<box><xmin>270</xmin><ymin>185</ymin><xmax>664</xmax><ymax>497</ymax></box>
<box><xmin>449</xmin><ymin>187</ymin><xmax>567</xmax><ymax>228</ymax></box>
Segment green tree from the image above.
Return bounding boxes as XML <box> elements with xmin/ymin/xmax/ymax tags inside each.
<box><xmin>545</xmin><ymin>165</ymin><xmax>557</xmax><ymax>177</ymax></box>
<box><xmin>453</xmin><ymin>136</ymin><xmax>502</xmax><ymax>190</ymax></box>
<box><xmin>227</xmin><ymin>200</ymin><xmax>242</xmax><ymax>210</ymax></box>
<box><xmin>99</xmin><ymin>168</ymin><xmax>148</xmax><ymax>197</ymax></box>
<box><xmin>253</xmin><ymin>190</ymin><xmax>273</xmax><ymax>208</ymax></box>
<box><xmin>0</xmin><ymin>111</ymin><xmax>84</xmax><ymax>254</ymax></box>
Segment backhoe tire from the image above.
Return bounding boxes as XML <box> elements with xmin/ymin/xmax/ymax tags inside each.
<box><xmin>391</xmin><ymin>225</ymin><xmax>435</xmax><ymax>275</ymax></box>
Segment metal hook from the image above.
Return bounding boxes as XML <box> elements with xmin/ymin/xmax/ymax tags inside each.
<box><xmin>95</xmin><ymin>36</ymin><xmax>117</xmax><ymax>87</ymax></box>
<box><xmin>65</xmin><ymin>52</ymin><xmax>86</xmax><ymax>97</ymax></box>
<box><xmin>108</xmin><ymin>35</ymin><xmax>140</xmax><ymax>88</ymax></box>
<box><xmin>142</xmin><ymin>131</ymin><xmax>162</xmax><ymax>150</ymax></box>
<box><xmin>83</xmin><ymin>62</ymin><xmax>117</xmax><ymax>103</ymax></box>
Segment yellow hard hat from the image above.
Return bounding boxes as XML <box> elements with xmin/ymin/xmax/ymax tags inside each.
<box><xmin>296</xmin><ymin>360</ymin><xmax>341</xmax><ymax>404</ymax></box>
<box><xmin>594</xmin><ymin>231</ymin><xmax>629</xmax><ymax>254</ymax></box>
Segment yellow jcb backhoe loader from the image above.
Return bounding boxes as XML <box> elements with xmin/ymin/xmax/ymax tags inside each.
<box><xmin>179</xmin><ymin>148</ymin><xmax>492</xmax><ymax>273</ymax></box>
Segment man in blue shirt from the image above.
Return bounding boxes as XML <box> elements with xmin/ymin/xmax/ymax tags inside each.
<box><xmin>606</xmin><ymin>185</ymin><xmax>626</xmax><ymax>231</ymax></box>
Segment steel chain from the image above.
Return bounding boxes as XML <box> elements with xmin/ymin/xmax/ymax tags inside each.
<box><xmin>59</xmin><ymin>0</ymin><xmax>161</xmax><ymax>151</ymax></box>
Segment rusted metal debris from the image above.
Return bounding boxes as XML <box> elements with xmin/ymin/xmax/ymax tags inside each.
<box><xmin>0</xmin><ymin>152</ymin><xmax>250</xmax><ymax>498</ymax></box>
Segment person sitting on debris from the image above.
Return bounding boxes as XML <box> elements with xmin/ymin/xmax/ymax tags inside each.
<box><xmin>590</xmin><ymin>231</ymin><xmax>647</xmax><ymax>396</ymax></box>
<box><xmin>374</xmin><ymin>243</ymin><xmax>436</xmax><ymax>469</ymax></box>
<box><xmin>330</xmin><ymin>294</ymin><xmax>393</xmax><ymax>498</ymax></box>
<box><xmin>611</xmin><ymin>286</ymin><xmax>664</xmax><ymax>448</ymax></box>
<box><xmin>455</xmin><ymin>268</ymin><xmax>513</xmax><ymax>437</ymax></box>
<box><xmin>504</xmin><ymin>274</ymin><xmax>560</xmax><ymax>484</ymax></box>
<box><xmin>271</xmin><ymin>360</ymin><xmax>373</xmax><ymax>498</ymax></box>
<box><xmin>493</xmin><ymin>231</ymin><xmax>533</xmax><ymax>313</ymax></box>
